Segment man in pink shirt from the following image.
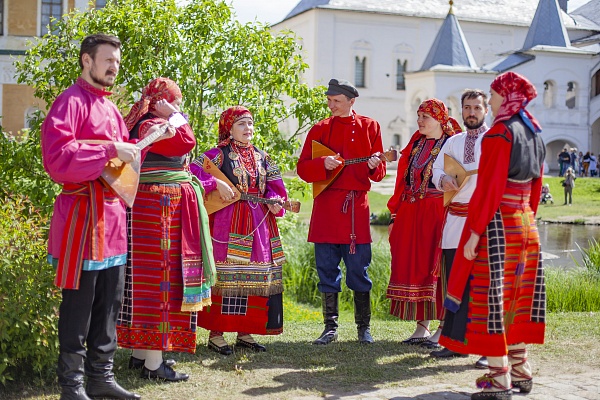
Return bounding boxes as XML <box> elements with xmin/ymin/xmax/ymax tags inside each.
<box><xmin>41</xmin><ymin>34</ymin><xmax>140</xmax><ymax>400</ymax></box>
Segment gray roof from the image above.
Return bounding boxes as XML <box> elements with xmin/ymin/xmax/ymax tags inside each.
<box><xmin>522</xmin><ymin>0</ymin><xmax>570</xmax><ymax>49</ymax></box>
<box><xmin>483</xmin><ymin>53</ymin><xmax>536</xmax><ymax>72</ymax></box>
<box><xmin>420</xmin><ymin>7</ymin><xmax>477</xmax><ymax>71</ymax></box>
<box><xmin>282</xmin><ymin>0</ymin><xmax>590</xmax><ymax>28</ymax></box>
<box><xmin>572</xmin><ymin>0</ymin><xmax>600</xmax><ymax>25</ymax></box>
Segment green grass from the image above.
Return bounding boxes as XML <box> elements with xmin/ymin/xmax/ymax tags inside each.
<box><xmin>536</xmin><ymin>176</ymin><xmax>600</xmax><ymax>220</ymax></box>
<box><xmin>2</xmin><ymin>310</ymin><xmax>599</xmax><ymax>400</ymax></box>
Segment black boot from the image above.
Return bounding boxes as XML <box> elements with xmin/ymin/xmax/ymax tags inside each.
<box><xmin>57</xmin><ymin>352</ymin><xmax>91</xmax><ymax>400</ymax></box>
<box><xmin>313</xmin><ymin>292</ymin><xmax>338</xmax><ymax>345</ymax></box>
<box><xmin>354</xmin><ymin>291</ymin><xmax>374</xmax><ymax>344</ymax></box>
<box><xmin>85</xmin><ymin>350</ymin><xmax>141</xmax><ymax>400</ymax></box>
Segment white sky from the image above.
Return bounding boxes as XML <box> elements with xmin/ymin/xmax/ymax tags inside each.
<box><xmin>230</xmin><ymin>0</ymin><xmax>592</xmax><ymax>25</ymax></box>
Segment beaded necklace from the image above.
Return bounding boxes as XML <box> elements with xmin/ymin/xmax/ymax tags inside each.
<box><xmin>230</xmin><ymin>140</ymin><xmax>258</xmax><ymax>191</ymax></box>
<box><xmin>405</xmin><ymin>135</ymin><xmax>445</xmax><ymax>202</ymax></box>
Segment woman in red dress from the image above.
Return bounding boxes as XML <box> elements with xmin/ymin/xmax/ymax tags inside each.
<box><xmin>387</xmin><ymin>99</ymin><xmax>460</xmax><ymax>343</ymax></box>
<box><xmin>439</xmin><ymin>72</ymin><xmax>546</xmax><ymax>400</ymax></box>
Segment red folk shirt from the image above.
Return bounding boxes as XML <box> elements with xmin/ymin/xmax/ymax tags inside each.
<box><xmin>446</xmin><ymin>121</ymin><xmax>543</xmax><ymax>309</ymax></box>
<box><xmin>297</xmin><ymin>111</ymin><xmax>386</xmax><ymax>244</ymax></box>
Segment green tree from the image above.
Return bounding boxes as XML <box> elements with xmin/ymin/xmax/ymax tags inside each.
<box><xmin>9</xmin><ymin>0</ymin><xmax>328</xmax><ymax>215</ymax></box>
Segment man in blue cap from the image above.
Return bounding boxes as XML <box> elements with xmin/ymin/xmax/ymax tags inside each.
<box><xmin>297</xmin><ymin>78</ymin><xmax>386</xmax><ymax>345</ymax></box>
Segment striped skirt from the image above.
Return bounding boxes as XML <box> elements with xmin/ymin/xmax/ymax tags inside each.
<box><xmin>439</xmin><ymin>181</ymin><xmax>546</xmax><ymax>357</ymax></box>
<box><xmin>117</xmin><ymin>183</ymin><xmax>198</xmax><ymax>353</ymax></box>
<box><xmin>387</xmin><ymin>190</ymin><xmax>445</xmax><ymax>320</ymax></box>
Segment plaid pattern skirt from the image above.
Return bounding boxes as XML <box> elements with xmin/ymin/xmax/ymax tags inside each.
<box><xmin>117</xmin><ymin>183</ymin><xmax>198</xmax><ymax>353</ymax></box>
<box><xmin>439</xmin><ymin>182</ymin><xmax>546</xmax><ymax>357</ymax></box>
<box><xmin>196</xmin><ymin>293</ymin><xmax>283</xmax><ymax>335</ymax></box>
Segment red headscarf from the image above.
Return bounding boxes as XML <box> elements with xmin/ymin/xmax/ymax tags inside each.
<box><xmin>490</xmin><ymin>71</ymin><xmax>541</xmax><ymax>132</ymax></box>
<box><xmin>124</xmin><ymin>77</ymin><xmax>182</xmax><ymax>131</ymax></box>
<box><xmin>217</xmin><ymin>106</ymin><xmax>253</xmax><ymax>147</ymax></box>
<box><xmin>417</xmin><ymin>98</ymin><xmax>462</xmax><ymax>137</ymax></box>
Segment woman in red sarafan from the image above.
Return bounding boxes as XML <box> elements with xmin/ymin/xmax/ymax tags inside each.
<box><xmin>117</xmin><ymin>77</ymin><xmax>215</xmax><ymax>382</ymax></box>
<box><xmin>387</xmin><ymin>99</ymin><xmax>460</xmax><ymax>343</ymax></box>
<box><xmin>439</xmin><ymin>71</ymin><xmax>546</xmax><ymax>400</ymax></box>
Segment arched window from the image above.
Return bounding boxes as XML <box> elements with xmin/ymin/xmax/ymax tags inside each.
<box><xmin>593</xmin><ymin>70</ymin><xmax>600</xmax><ymax>98</ymax></box>
<box><xmin>396</xmin><ymin>60</ymin><xmax>407</xmax><ymax>91</ymax></box>
<box><xmin>543</xmin><ymin>80</ymin><xmax>555</xmax><ymax>108</ymax></box>
<box><xmin>566</xmin><ymin>81</ymin><xmax>577</xmax><ymax>109</ymax></box>
<box><xmin>355</xmin><ymin>56</ymin><xmax>366</xmax><ymax>88</ymax></box>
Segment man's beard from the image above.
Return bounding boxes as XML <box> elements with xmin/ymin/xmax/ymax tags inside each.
<box><xmin>90</xmin><ymin>65</ymin><xmax>116</xmax><ymax>87</ymax></box>
<box><xmin>464</xmin><ymin>117</ymin><xmax>484</xmax><ymax>130</ymax></box>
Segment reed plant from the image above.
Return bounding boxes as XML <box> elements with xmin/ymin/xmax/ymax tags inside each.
<box><xmin>281</xmin><ymin>221</ymin><xmax>393</xmax><ymax>318</ymax></box>
<box><xmin>282</xmin><ymin>220</ymin><xmax>600</xmax><ymax>315</ymax></box>
<box><xmin>545</xmin><ymin>267</ymin><xmax>600</xmax><ymax>312</ymax></box>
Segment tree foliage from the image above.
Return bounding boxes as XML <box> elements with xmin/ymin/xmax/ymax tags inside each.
<box><xmin>10</xmin><ymin>0</ymin><xmax>328</xmax><ymax>214</ymax></box>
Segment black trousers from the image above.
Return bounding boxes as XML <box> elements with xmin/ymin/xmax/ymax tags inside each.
<box><xmin>441</xmin><ymin>249</ymin><xmax>470</xmax><ymax>341</ymax></box>
<box><xmin>58</xmin><ymin>265</ymin><xmax>125</xmax><ymax>365</ymax></box>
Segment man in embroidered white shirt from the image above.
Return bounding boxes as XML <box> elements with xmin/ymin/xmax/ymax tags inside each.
<box><xmin>429</xmin><ymin>89</ymin><xmax>489</xmax><ymax>369</ymax></box>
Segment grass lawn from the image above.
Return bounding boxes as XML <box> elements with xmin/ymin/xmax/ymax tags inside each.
<box><xmin>531</xmin><ymin>176</ymin><xmax>600</xmax><ymax>221</ymax></box>
<box><xmin>287</xmin><ymin>174</ymin><xmax>600</xmax><ymax>224</ymax></box>
<box><xmin>3</xmin><ymin>304</ymin><xmax>599</xmax><ymax>400</ymax></box>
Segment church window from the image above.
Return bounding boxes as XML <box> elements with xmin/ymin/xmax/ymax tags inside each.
<box><xmin>543</xmin><ymin>80</ymin><xmax>555</xmax><ymax>108</ymax></box>
<box><xmin>393</xmin><ymin>134</ymin><xmax>401</xmax><ymax>148</ymax></box>
<box><xmin>0</xmin><ymin>0</ymin><xmax>4</xmax><ymax>35</ymax></box>
<box><xmin>41</xmin><ymin>0</ymin><xmax>63</xmax><ymax>35</ymax></box>
<box><xmin>566</xmin><ymin>82</ymin><xmax>577</xmax><ymax>109</ymax></box>
<box><xmin>95</xmin><ymin>0</ymin><xmax>107</xmax><ymax>8</ymax></box>
<box><xmin>592</xmin><ymin>70</ymin><xmax>600</xmax><ymax>98</ymax></box>
<box><xmin>396</xmin><ymin>59</ymin><xmax>407</xmax><ymax>90</ymax></box>
<box><xmin>355</xmin><ymin>56</ymin><xmax>366</xmax><ymax>88</ymax></box>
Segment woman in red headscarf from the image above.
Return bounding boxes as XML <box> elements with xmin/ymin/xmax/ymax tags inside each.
<box><xmin>117</xmin><ymin>77</ymin><xmax>215</xmax><ymax>382</ymax></box>
<box><xmin>439</xmin><ymin>72</ymin><xmax>546</xmax><ymax>400</ymax></box>
<box><xmin>190</xmin><ymin>106</ymin><xmax>288</xmax><ymax>355</ymax></box>
<box><xmin>387</xmin><ymin>98</ymin><xmax>461</xmax><ymax>343</ymax></box>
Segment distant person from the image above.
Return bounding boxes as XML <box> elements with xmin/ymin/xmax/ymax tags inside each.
<box><xmin>563</xmin><ymin>167</ymin><xmax>576</xmax><ymax>205</ymax></box>
<box><xmin>540</xmin><ymin>184</ymin><xmax>553</xmax><ymax>205</ymax></box>
<box><xmin>582</xmin><ymin>151</ymin><xmax>591</xmax><ymax>177</ymax></box>
<box><xmin>440</xmin><ymin>71</ymin><xmax>546</xmax><ymax>400</ymax></box>
<box><xmin>558</xmin><ymin>148</ymin><xmax>570</xmax><ymax>176</ymax></box>
<box><xmin>590</xmin><ymin>153</ymin><xmax>597</xmax><ymax>177</ymax></box>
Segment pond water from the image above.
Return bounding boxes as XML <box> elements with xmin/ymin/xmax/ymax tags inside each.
<box><xmin>370</xmin><ymin>223</ymin><xmax>600</xmax><ymax>269</ymax></box>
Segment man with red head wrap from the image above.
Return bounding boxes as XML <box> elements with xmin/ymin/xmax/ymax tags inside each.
<box><xmin>439</xmin><ymin>72</ymin><xmax>546</xmax><ymax>400</ymax></box>
<box><xmin>386</xmin><ymin>98</ymin><xmax>461</xmax><ymax>344</ymax></box>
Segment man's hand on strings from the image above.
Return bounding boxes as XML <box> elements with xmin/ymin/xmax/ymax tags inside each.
<box><xmin>441</xmin><ymin>174</ymin><xmax>459</xmax><ymax>191</ymax></box>
<box><xmin>324</xmin><ymin>155</ymin><xmax>342</xmax><ymax>170</ymax></box>
<box><xmin>114</xmin><ymin>142</ymin><xmax>139</xmax><ymax>163</ymax></box>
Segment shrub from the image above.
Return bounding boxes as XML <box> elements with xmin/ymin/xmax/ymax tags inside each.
<box><xmin>0</xmin><ymin>196</ymin><xmax>60</xmax><ymax>386</ymax></box>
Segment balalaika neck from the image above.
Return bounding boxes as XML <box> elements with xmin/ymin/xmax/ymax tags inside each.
<box><xmin>240</xmin><ymin>193</ymin><xmax>279</xmax><ymax>205</ymax></box>
<box><xmin>344</xmin><ymin>156</ymin><xmax>371</xmax><ymax>166</ymax></box>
